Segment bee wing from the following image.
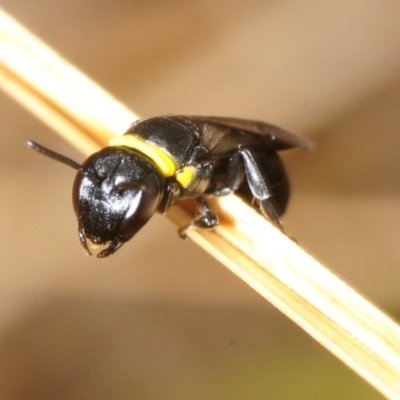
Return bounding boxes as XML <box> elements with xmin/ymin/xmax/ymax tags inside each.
<box><xmin>185</xmin><ymin>116</ymin><xmax>313</xmax><ymax>151</ymax></box>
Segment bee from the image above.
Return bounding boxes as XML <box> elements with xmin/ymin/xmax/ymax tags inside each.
<box><xmin>27</xmin><ymin>115</ymin><xmax>312</xmax><ymax>257</ymax></box>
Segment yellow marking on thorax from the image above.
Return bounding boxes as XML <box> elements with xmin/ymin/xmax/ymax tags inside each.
<box><xmin>176</xmin><ymin>166</ymin><xmax>196</xmax><ymax>188</ymax></box>
<box><xmin>109</xmin><ymin>135</ymin><xmax>197</xmax><ymax>188</ymax></box>
<box><xmin>109</xmin><ymin>135</ymin><xmax>176</xmax><ymax>177</ymax></box>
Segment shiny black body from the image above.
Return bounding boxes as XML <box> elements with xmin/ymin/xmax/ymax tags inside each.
<box><xmin>27</xmin><ymin>115</ymin><xmax>312</xmax><ymax>257</ymax></box>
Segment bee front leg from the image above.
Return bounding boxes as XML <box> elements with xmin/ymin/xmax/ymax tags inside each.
<box><xmin>178</xmin><ymin>197</ymin><xmax>219</xmax><ymax>238</ymax></box>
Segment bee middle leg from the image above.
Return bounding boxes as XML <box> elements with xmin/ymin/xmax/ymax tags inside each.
<box><xmin>211</xmin><ymin>151</ymin><xmax>245</xmax><ymax>197</ymax></box>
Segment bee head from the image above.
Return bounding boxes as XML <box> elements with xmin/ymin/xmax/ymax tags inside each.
<box><xmin>27</xmin><ymin>142</ymin><xmax>164</xmax><ymax>257</ymax></box>
<box><xmin>73</xmin><ymin>147</ymin><xmax>164</xmax><ymax>257</ymax></box>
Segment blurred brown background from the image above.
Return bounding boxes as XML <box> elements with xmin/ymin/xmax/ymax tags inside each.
<box><xmin>1</xmin><ymin>1</ymin><xmax>399</xmax><ymax>398</ymax></box>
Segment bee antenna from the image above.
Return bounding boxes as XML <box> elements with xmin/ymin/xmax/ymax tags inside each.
<box><xmin>27</xmin><ymin>141</ymin><xmax>82</xmax><ymax>170</ymax></box>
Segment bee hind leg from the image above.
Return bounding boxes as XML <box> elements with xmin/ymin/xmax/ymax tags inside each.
<box><xmin>238</xmin><ymin>147</ymin><xmax>289</xmax><ymax>233</ymax></box>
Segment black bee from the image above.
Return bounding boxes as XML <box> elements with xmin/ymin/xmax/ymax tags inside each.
<box><xmin>27</xmin><ymin>115</ymin><xmax>312</xmax><ymax>257</ymax></box>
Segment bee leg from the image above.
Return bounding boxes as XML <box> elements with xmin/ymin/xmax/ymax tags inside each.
<box><xmin>158</xmin><ymin>181</ymin><xmax>180</xmax><ymax>214</ymax></box>
<box><xmin>238</xmin><ymin>147</ymin><xmax>286</xmax><ymax>233</ymax></box>
<box><xmin>178</xmin><ymin>197</ymin><xmax>219</xmax><ymax>239</ymax></box>
<box><xmin>257</xmin><ymin>198</ymin><xmax>285</xmax><ymax>232</ymax></box>
<box><xmin>211</xmin><ymin>151</ymin><xmax>245</xmax><ymax>197</ymax></box>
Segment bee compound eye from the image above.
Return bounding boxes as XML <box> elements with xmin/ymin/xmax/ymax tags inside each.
<box><xmin>72</xmin><ymin>169</ymin><xmax>84</xmax><ymax>216</ymax></box>
<box><xmin>119</xmin><ymin>173</ymin><xmax>162</xmax><ymax>241</ymax></box>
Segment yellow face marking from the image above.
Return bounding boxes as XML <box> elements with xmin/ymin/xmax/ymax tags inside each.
<box><xmin>109</xmin><ymin>135</ymin><xmax>176</xmax><ymax>177</ymax></box>
<box><xmin>176</xmin><ymin>166</ymin><xmax>196</xmax><ymax>188</ymax></box>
